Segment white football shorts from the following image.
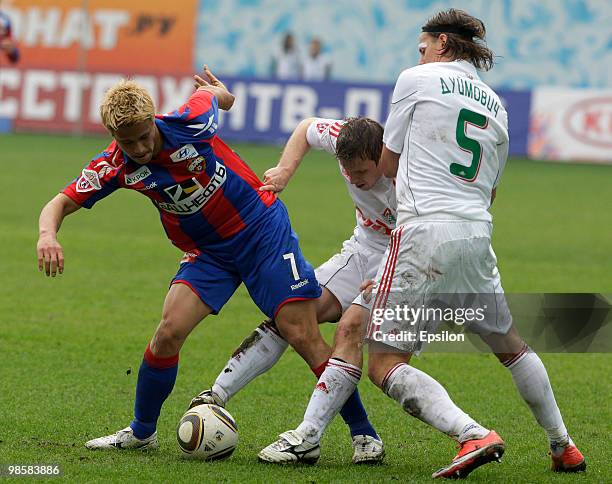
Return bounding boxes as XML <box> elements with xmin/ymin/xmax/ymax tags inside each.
<box><xmin>361</xmin><ymin>216</ymin><xmax>513</xmax><ymax>353</ymax></box>
<box><xmin>315</xmin><ymin>236</ymin><xmax>384</xmax><ymax>312</ymax></box>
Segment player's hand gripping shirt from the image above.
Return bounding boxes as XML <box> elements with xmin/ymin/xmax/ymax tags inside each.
<box><xmin>384</xmin><ymin>60</ymin><xmax>509</xmax><ymax>225</ymax></box>
<box><xmin>306</xmin><ymin>118</ymin><xmax>397</xmax><ymax>252</ymax></box>
<box><xmin>63</xmin><ymin>90</ymin><xmax>276</xmax><ymax>251</ymax></box>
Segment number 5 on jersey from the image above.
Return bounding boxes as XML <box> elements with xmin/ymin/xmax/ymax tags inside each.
<box><xmin>450</xmin><ymin>108</ymin><xmax>488</xmax><ymax>182</ymax></box>
<box><xmin>283</xmin><ymin>253</ymin><xmax>300</xmax><ymax>281</ymax></box>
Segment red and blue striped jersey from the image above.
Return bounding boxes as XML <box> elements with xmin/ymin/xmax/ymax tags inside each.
<box><xmin>63</xmin><ymin>89</ymin><xmax>276</xmax><ymax>251</ymax></box>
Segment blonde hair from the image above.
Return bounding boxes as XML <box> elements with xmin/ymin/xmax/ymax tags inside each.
<box><xmin>99</xmin><ymin>79</ymin><xmax>155</xmax><ymax>132</ymax></box>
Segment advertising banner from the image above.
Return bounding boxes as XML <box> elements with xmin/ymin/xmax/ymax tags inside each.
<box><xmin>529</xmin><ymin>88</ymin><xmax>612</xmax><ymax>163</ymax></box>
<box><xmin>1</xmin><ymin>0</ymin><xmax>197</xmax><ymax>73</ymax></box>
<box><xmin>1</xmin><ymin>67</ymin><xmax>531</xmax><ymax>156</ymax></box>
<box><xmin>1</xmin><ymin>67</ymin><xmax>195</xmax><ymax>133</ymax></box>
<box><xmin>215</xmin><ymin>77</ymin><xmax>530</xmax><ymax>157</ymax></box>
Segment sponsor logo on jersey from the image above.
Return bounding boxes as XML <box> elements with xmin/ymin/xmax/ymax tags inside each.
<box><xmin>170</xmin><ymin>144</ymin><xmax>199</xmax><ymax>163</ymax></box>
<box><xmin>187</xmin><ymin>114</ymin><xmax>216</xmax><ymax>137</ymax></box>
<box><xmin>156</xmin><ymin>161</ymin><xmax>226</xmax><ymax>215</ymax></box>
<box><xmin>125</xmin><ymin>166</ymin><xmax>152</xmax><ymax>185</ymax></box>
<box><xmin>76</xmin><ymin>169</ymin><xmax>101</xmax><ymax>193</ymax></box>
<box><xmin>356</xmin><ymin>207</ymin><xmax>392</xmax><ymax>236</ymax></box>
<box><xmin>180</xmin><ymin>251</ymin><xmax>201</xmax><ymax>264</ymax></box>
<box><xmin>290</xmin><ymin>279</ymin><xmax>310</xmax><ymax>291</ymax></box>
<box><xmin>135</xmin><ymin>181</ymin><xmax>157</xmax><ymax>191</ymax></box>
<box><xmin>187</xmin><ymin>156</ymin><xmax>206</xmax><ymax>173</ymax></box>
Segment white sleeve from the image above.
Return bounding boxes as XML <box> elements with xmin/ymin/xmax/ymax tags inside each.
<box><xmin>306</xmin><ymin>118</ymin><xmax>345</xmax><ymax>156</ymax></box>
<box><xmin>493</xmin><ymin>110</ymin><xmax>509</xmax><ymax>188</ymax></box>
<box><xmin>494</xmin><ymin>140</ymin><xmax>509</xmax><ymax>188</ymax></box>
<box><xmin>383</xmin><ymin>68</ymin><xmax>419</xmax><ymax>154</ymax></box>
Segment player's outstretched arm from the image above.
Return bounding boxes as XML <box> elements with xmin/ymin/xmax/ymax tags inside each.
<box><xmin>37</xmin><ymin>194</ymin><xmax>81</xmax><ymax>277</ymax></box>
<box><xmin>259</xmin><ymin>118</ymin><xmax>314</xmax><ymax>193</ymax></box>
<box><xmin>193</xmin><ymin>65</ymin><xmax>235</xmax><ymax>111</ymax></box>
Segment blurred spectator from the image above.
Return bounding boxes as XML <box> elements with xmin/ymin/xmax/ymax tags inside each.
<box><xmin>0</xmin><ymin>10</ymin><xmax>19</xmax><ymax>63</ymax></box>
<box><xmin>271</xmin><ymin>32</ymin><xmax>301</xmax><ymax>80</ymax></box>
<box><xmin>303</xmin><ymin>37</ymin><xmax>331</xmax><ymax>81</ymax></box>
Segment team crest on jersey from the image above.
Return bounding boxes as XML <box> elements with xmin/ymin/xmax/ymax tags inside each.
<box><xmin>382</xmin><ymin>208</ymin><xmax>396</xmax><ymax>225</ymax></box>
<box><xmin>125</xmin><ymin>166</ymin><xmax>152</xmax><ymax>185</ymax></box>
<box><xmin>76</xmin><ymin>169</ymin><xmax>101</xmax><ymax>192</ymax></box>
<box><xmin>187</xmin><ymin>156</ymin><xmax>206</xmax><ymax>173</ymax></box>
<box><xmin>170</xmin><ymin>144</ymin><xmax>199</xmax><ymax>163</ymax></box>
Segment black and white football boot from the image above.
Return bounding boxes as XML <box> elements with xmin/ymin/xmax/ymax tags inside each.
<box><xmin>258</xmin><ymin>430</ymin><xmax>320</xmax><ymax>464</ymax></box>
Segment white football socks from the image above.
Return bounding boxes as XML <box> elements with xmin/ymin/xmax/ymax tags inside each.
<box><xmin>504</xmin><ymin>348</ymin><xmax>571</xmax><ymax>449</ymax></box>
<box><xmin>383</xmin><ymin>363</ymin><xmax>489</xmax><ymax>442</ymax></box>
<box><xmin>212</xmin><ymin>320</ymin><xmax>288</xmax><ymax>403</ymax></box>
<box><xmin>296</xmin><ymin>358</ymin><xmax>361</xmax><ymax>444</ymax></box>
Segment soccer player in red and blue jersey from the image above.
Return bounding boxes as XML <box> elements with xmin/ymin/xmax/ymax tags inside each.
<box><xmin>37</xmin><ymin>67</ymin><xmax>347</xmax><ymax>450</ymax></box>
<box><xmin>0</xmin><ymin>11</ymin><xmax>19</xmax><ymax>64</ymax></box>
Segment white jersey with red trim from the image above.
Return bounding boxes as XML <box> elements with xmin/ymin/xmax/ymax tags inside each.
<box><xmin>306</xmin><ymin>118</ymin><xmax>396</xmax><ymax>252</ymax></box>
<box><xmin>384</xmin><ymin>60</ymin><xmax>509</xmax><ymax>225</ymax></box>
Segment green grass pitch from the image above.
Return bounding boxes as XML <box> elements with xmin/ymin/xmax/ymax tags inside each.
<box><xmin>1</xmin><ymin>133</ymin><xmax>610</xmax><ymax>482</ymax></box>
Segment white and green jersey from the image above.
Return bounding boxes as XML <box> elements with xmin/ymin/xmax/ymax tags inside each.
<box><xmin>384</xmin><ymin>60</ymin><xmax>509</xmax><ymax>225</ymax></box>
<box><xmin>306</xmin><ymin>118</ymin><xmax>397</xmax><ymax>252</ymax></box>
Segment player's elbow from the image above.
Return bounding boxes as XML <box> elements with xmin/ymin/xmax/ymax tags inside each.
<box><xmin>51</xmin><ymin>193</ymin><xmax>80</xmax><ymax>217</ymax></box>
<box><xmin>298</xmin><ymin>118</ymin><xmax>315</xmax><ymax>133</ymax></box>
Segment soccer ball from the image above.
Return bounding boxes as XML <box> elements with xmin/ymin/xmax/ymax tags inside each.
<box><xmin>176</xmin><ymin>404</ymin><xmax>239</xmax><ymax>460</ymax></box>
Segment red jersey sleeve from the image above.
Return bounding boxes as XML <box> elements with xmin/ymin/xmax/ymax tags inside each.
<box><xmin>62</xmin><ymin>141</ymin><xmax>124</xmax><ymax>208</ymax></box>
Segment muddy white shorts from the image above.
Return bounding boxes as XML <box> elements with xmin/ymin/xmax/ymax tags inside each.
<box><xmin>315</xmin><ymin>236</ymin><xmax>385</xmax><ymax>312</ymax></box>
<box><xmin>361</xmin><ymin>217</ymin><xmax>513</xmax><ymax>353</ymax></box>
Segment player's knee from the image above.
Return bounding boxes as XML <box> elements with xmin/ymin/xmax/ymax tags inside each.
<box><xmin>279</xmin><ymin>327</ymin><xmax>311</xmax><ymax>351</ymax></box>
<box><xmin>152</xmin><ymin>317</ymin><xmax>186</xmax><ymax>355</ymax></box>
<box><xmin>276</xmin><ymin>310</ymin><xmax>316</xmax><ymax>343</ymax></box>
<box><xmin>335</xmin><ymin>315</ymin><xmax>363</xmax><ymax>345</ymax></box>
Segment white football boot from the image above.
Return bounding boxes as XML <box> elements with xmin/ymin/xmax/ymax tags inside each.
<box><xmin>352</xmin><ymin>434</ymin><xmax>385</xmax><ymax>464</ymax></box>
<box><xmin>189</xmin><ymin>388</ymin><xmax>225</xmax><ymax>409</ymax></box>
<box><xmin>85</xmin><ymin>427</ymin><xmax>158</xmax><ymax>450</ymax></box>
<box><xmin>258</xmin><ymin>430</ymin><xmax>320</xmax><ymax>464</ymax></box>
